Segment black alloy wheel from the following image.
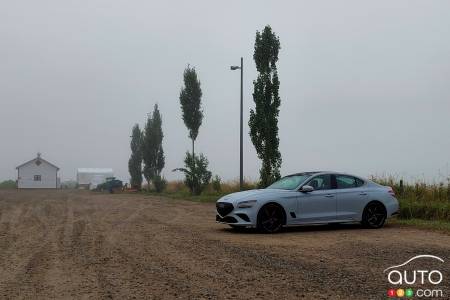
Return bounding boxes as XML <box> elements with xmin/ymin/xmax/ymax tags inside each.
<box><xmin>362</xmin><ymin>202</ymin><xmax>387</xmax><ymax>229</ymax></box>
<box><xmin>257</xmin><ymin>203</ymin><xmax>284</xmax><ymax>233</ymax></box>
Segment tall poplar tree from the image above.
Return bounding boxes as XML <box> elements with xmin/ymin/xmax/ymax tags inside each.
<box><xmin>175</xmin><ymin>65</ymin><xmax>211</xmax><ymax>195</ymax></box>
<box><xmin>179</xmin><ymin>65</ymin><xmax>203</xmax><ymax>159</ymax></box>
<box><xmin>128</xmin><ymin>124</ymin><xmax>143</xmax><ymax>189</ymax></box>
<box><xmin>142</xmin><ymin>104</ymin><xmax>165</xmax><ymax>191</ymax></box>
<box><xmin>249</xmin><ymin>25</ymin><xmax>282</xmax><ymax>187</ymax></box>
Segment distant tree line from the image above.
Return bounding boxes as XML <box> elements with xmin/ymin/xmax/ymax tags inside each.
<box><xmin>0</xmin><ymin>180</ymin><xmax>16</xmax><ymax>189</ymax></box>
<box><xmin>128</xmin><ymin>24</ymin><xmax>282</xmax><ymax>193</ymax></box>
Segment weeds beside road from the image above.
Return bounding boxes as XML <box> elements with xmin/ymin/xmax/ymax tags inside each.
<box><xmin>374</xmin><ymin>177</ymin><xmax>450</xmax><ymax>231</ymax></box>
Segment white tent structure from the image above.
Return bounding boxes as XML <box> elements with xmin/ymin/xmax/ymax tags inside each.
<box><xmin>77</xmin><ymin>168</ymin><xmax>114</xmax><ymax>190</ymax></box>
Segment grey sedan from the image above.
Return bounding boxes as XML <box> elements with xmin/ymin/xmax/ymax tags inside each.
<box><xmin>216</xmin><ymin>171</ymin><xmax>399</xmax><ymax>233</ymax></box>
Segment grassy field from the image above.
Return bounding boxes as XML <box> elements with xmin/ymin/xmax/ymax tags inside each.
<box><xmin>144</xmin><ymin>176</ymin><xmax>450</xmax><ymax>232</ymax></box>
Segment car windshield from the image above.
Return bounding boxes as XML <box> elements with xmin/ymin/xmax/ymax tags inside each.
<box><xmin>266</xmin><ymin>174</ymin><xmax>312</xmax><ymax>190</ymax></box>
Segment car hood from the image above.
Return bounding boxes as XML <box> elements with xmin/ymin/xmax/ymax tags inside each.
<box><xmin>217</xmin><ymin>189</ymin><xmax>291</xmax><ymax>205</ymax></box>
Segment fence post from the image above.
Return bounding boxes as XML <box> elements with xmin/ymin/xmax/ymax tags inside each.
<box><xmin>399</xmin><ymin>179</ymin><xmax>404</xmax><ymax>196</ymax></box>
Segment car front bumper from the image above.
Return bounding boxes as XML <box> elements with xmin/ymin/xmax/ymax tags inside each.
<box><xmin>216</xmin><ymin>201</ymin><xmax>259</xmax><ymax>227</ymax></box>
<box><xmin>216</xmin><ymin>211</ymin><xmax>255</xmax><ymax>226</ymax></box>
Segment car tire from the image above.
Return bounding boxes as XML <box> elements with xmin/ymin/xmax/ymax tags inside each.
<box><xmin>361</xmin><ymin>202</ymin><xmax>387</xmax><ymax>229</ymax></box>
<box><xmin>257</xmin><ymin>203</ymin><xmax>285</xmax><ymax>233</ymax></box>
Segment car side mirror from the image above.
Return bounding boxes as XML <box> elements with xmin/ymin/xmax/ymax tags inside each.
<box><xmin>300</xmin><ymin>185</ymin><xmax>314</xmax><ymax>192</ymax></box>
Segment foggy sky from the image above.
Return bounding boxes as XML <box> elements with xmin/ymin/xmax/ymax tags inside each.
<box><xmin>1</xmin><ymin>0</ymin><xmax>449</xmax><ymax>183</ymax></box>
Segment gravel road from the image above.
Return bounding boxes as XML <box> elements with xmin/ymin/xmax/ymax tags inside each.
<box><xmin>0</xmin><ymin>190</ymin><xmax>448</xmax><ymax>299</ymax></box>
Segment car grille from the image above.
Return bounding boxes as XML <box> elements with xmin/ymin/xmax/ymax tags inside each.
<box><xmin>216</xmin><ymin>202</ymin><xmax>234</xmax><ymax>216</ymax></box>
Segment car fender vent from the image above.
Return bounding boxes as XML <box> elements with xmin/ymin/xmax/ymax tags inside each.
<box><xmin>236</xmin><ymin>213</ymin><xmax>250</xmax><ymax>222</ymax></box>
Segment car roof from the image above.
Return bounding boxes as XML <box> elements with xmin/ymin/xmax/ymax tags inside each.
<box><xmin>284</xmin><ymin>171</ymin><xmax>327</xmax><ymax>177</ymax></box>
<box><xmin>284</xmin><ymin>171</ymin><xmax>361</xmax><ymax>177</ymax></box>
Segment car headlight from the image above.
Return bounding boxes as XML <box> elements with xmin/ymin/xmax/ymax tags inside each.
<box><xmin>237</xmin><ymin>200</ymin><xmax>257</xmax><ymax>208</ymax></box>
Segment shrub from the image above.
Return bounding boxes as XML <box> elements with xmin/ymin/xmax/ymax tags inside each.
<box><xmin>153</xmin><ymin>175</ymin><xmax>167</xmax><ymax>193</ymax></box>
<box><xmin>173</xmin><ymin>152</ymin><xmax>212</xmax><ymax>195</ymax></box>
<box><xmin>211</xmin><ymin>175</ymin><xmax>222</xmax><ymax>193</ymax></box>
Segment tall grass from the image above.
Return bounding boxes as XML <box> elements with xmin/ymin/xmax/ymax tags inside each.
<box><xmin>371</xmin><ymin>176</ymin><xmax>450</xmax><ymax>222</ymax></box>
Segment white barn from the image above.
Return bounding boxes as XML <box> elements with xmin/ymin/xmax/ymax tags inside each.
<box><xmin>77</xmin><ymin>168</ymin><xmax>114</xmax><ymax>189</ymax></box>
<box><xmin>16</xmin><ymin>153</ymin><xmax>60</xmax><ymax>189</ymax></box>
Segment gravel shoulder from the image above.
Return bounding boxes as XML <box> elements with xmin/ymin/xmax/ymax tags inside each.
<box><xmin>0</xmin><ymin>190</ymin><xmax>449</xmax><ymax>299</ymax></box>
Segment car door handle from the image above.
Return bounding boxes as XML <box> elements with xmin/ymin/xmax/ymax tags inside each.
<box><xmin>359</xmin><ymin>192</ymin><xmax>367</xmax><ymax>196</ymax></box>
<box><xmin>325</xmin><ymin>194</ymin><xmax>334</xmax><ymax>198</ymax></box>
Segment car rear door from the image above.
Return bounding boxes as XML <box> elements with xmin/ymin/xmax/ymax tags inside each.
<box><xmin>296</xmin><ymin>174</ymin><xmax>337</xmax><ymax>223</ymax></box>
<box><xmin>334</xmin><ymin>174</ymin><xmax>369</xmax><ymax>221</ymax></box>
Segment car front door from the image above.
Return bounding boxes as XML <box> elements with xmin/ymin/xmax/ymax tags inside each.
<box><xmin>334</xmin><ymin>174</ymin><xmax>369</xmax><ymax>220</ymax></box>
<box><xmin>296</xmin><ymin>174</ymin><xmax>336</xmax><ymax>223</ymax></box>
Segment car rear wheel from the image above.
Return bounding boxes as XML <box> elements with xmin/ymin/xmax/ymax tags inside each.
<box><xmin>257</xmin><ymin>203</ymin><xmax>284</xmax><ymax>233</ymax></box>
<box><xmin>362</xmin><ymin>202</ymin><xmax>387</xmax><ymax>229</ymax></box>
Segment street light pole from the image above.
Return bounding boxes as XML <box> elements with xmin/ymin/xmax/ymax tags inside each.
<box><xmin>239</xmin><ymin>57</ymin><xmax>243</xmax><ymax>191</ymax></box>
<box><xmin>230</xmin><ymin>57</ymin><xmax>244</xmax><ymax>191</ymax></box>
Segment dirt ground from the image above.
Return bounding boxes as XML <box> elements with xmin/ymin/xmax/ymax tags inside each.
<box><xmin>0</xmin><ymin>190</ymin><xmax>449</xmax><ymax>300</ymax></box>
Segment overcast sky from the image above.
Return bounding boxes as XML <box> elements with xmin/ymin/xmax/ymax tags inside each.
<box><xmin>1</xmin><ymin>0</ymin><xmax>449</xmax><ymax>183</ymax></box>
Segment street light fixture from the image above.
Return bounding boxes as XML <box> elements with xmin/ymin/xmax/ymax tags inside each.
<box><xmin>230</xmin><ymin>57</ymin><xmax>243</xmax><ymax>191</ymax></box>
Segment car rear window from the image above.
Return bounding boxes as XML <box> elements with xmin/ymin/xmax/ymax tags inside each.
<box><xmin>336</xmin><ymin>175</ymin><xmax>364</xmax><ymax>189</ymax></box>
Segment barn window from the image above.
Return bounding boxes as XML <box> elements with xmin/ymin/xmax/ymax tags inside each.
<box><xmin>34</xmin><ymin>175</ymin><xmax>41</xmax><ymax>181</ymax></box>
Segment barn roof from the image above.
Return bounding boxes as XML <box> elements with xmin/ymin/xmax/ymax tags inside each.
<box><xmin>16</xmin><ymin>154</ymin><xmax>59</xmax><ymax>170</ymax></box>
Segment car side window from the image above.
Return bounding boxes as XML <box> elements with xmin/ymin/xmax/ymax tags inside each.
<box><xmin>336</xmin><ymin>175</ymin><xmax>364</xmax><ymax>189</ymax></box>
<box><xmin>307</xmin><ymin>175</ymin><xmax>331</xmax><ymax>190</ymax></box>
<box><xmin>355</xmin><ymin>178</ymin><xmax>365</xmax><ymax>187</ymax></box>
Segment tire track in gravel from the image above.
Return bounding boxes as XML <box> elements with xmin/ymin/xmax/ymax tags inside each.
<box><xmin>0</xmin><ymin>198</ymin><xmax>60</xmax><ymax>299</ymax></box>
<box><xmin>140</xmin><ymin>197</ymin><xmax>450</xmax><ymax>300</ymax></box>
<box><xmin>101</xmin><ymin>199</ymin><xmax>338</xmax><ymax>299</ymax></box>
<box><xmin>57</xmin><ymin>194</ymin><xmax>112</xmax><ymax>299</ymax></box>
<box><xmin>145</xmin><ymin>219</ymin><xmax>346</xmax><ymax>299</ymax></box>
<box><xmin>1</xmin><ymin>190</ymin><xmax>450</xmax><ymax>300</ymax></box>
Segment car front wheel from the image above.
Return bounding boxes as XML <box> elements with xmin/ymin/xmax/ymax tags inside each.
<box><xmin>257</xmin><ymin>203</ymin><xmax>284</xmax><ymax>233</ymax></box>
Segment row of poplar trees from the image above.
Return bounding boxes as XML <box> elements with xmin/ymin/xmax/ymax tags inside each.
<box><xmin>129</xmin><ymin>25</ymin><xmax>282</xmax><ymax>191</ymax></box>
<box><xmin>128</xmin><ymin>104</ymin><xmax>166</xmax><ymax>191</ymax></box>
<box><xmin>128</xmin><ymin>66</ymin><xmax>212</xmax><ymax>194</ymax></box>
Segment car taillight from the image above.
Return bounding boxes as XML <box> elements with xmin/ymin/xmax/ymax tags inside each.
<box><xmin>388</xmin><ymin>187</ymin><xmax>395</xmax><ymax>196</ymax></box>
